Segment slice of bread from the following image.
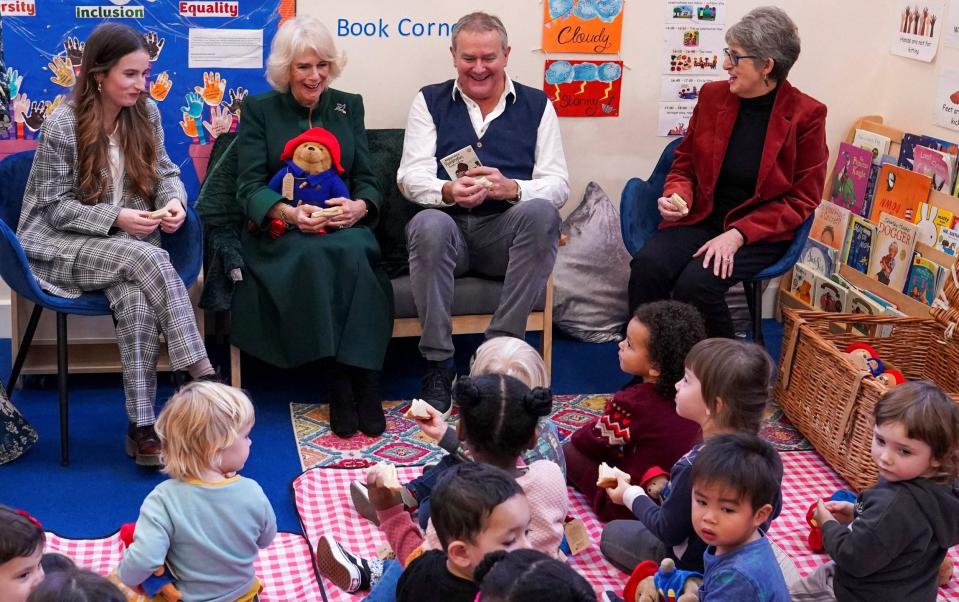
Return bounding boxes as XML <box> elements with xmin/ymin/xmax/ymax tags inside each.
<box><xmin>670</xmin><ymin>193</ymin><xmax>689</xmax><ymax>214</ymax></box>
<box><xmin>596</xmin><ymin>462</ymin><xmax>631</xmax><ymax>489</ymax></box>
<box><xmin>404</xmin><ymin>398</ymin><xmax>433</xmax><ymax>420</ymax></box>
<box><xmin>149</xmin><ymin>208</ymin><xmax>171</xmax><ymax>219</ymax></box>
<box><xmin>372</xmin><ymin>462</ymin><xmax>402</xmax><ymax>491</ymax></box>
<box><xmin>310</xmin><ymin>206</ymin><xmax>344</xmax><ymax>218</ymax></box>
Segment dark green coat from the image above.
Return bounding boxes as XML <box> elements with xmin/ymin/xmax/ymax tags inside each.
<box><xmin>231</xmin><ymin>88</ymin><xmax>393</xmax><ymax>370</ymax></box>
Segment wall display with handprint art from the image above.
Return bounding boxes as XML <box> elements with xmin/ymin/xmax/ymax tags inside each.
<box><xmin>0</xmin><ymin>0</ymin><xmax>282</xmax><ymax>199</ymax></box>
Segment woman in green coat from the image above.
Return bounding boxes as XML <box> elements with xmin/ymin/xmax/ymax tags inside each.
<box><xmin>234</xmin><ymin>15</ymin><xmax>392</xmax><ymax>437</ymax></box>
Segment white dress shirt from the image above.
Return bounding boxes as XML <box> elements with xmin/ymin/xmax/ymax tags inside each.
<box><xmin>396</xmin><ymin>74</ymin><xmax>570</xmax><ymax>209</ymax></box>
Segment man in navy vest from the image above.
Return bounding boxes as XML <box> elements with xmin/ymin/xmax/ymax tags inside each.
<box><xmin>397</xmin><ymin>11</ymin><xmax>569</xmax><ymax>413</ymax></box>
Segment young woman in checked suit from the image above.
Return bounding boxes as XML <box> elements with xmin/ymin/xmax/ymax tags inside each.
<box><xmin>16</xmin><ymin>23</ymin><xmax>213</xmax><ymax>466</ymax></box>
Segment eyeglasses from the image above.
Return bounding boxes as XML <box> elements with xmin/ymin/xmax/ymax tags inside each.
<box><xmin>723</xmin><ymin>48</ymin><xmax>761</xmax><ymax>66</ymax></box>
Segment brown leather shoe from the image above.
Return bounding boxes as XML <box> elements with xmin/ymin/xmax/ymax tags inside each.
<box><xmin>125</xmin><ymin>423</ymin><xmax>162</xmax><ymax>467</ymax></box>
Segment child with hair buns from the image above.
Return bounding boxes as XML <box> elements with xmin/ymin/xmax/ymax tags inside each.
<box><xmin>118</xmin><ymin>382</ymin><xmax>276</xmax><ymax>601</ymax></box>
<box><xmin>0</xmin><ymin>506</ymin><xmax>46</xmax><ymax>602</ymax></box>
<box><xmin>474</xmin><ymin>549</ymin><xmax>595</xmax><ymax>602</ymax></box>
<box><xmin>317</xmin><ymin>374</ymin><xmax>569</xmax><ymax>597</ymax></box>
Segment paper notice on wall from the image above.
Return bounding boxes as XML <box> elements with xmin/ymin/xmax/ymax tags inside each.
<box><xmin>944</xmin><ymin>2</ymin><xmax>959</xmax><ymax>48</ymax></box>
<box><xmin>663</xmin><ymin>24</ymin><xmax>725</xmax><ymax>75</ymax></box>
<box><xmin>663</xmin><ymin>1</ymin><xmax>726</xmax><ymax>25</ymax></box>
<box><xmin>657</xmin><ymin>101</ymin><xmax>696</xmax><ymax>136</ymax></box>
<box><xmin>934</xmin><ymin>69</ymin><xmax>959</xmax><ymax>131</ymax></box>
<box><xmin>188</xmin><ymin>28</ymin><xmax>263</xmax><ymax>69</ymax></box>
<box><xmin>660</xmin><ymin>75</ymin><xmax>719</xmax><ymax>102</ymax></box>
<box><xmin>890</xmin><ymin>1</ymin><xmax>945</xmax><ymax>62</ymax></box>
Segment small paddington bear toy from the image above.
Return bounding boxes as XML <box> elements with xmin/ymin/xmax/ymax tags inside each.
<box><xmin>266</xmin><ymin>127</ymin><xmax>349</xmax><ymax>237</ymax></box>
<box><xmin>625</xmin><ymin>558</ymin><xmax>702</xmax><ymax>602</ymax></box>
<box><xmin>640</xmin><ymin>466</ymin><xmax>670</xmax><ymax>502</ymax></box>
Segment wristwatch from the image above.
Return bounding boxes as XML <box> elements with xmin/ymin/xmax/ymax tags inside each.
<box><xmin>508</xmin><ymin>180</ymin><xmax>523</xmax><ymax>205</ymax></box>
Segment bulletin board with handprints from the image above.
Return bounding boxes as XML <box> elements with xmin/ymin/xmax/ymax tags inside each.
<box><xmin>544</xmin><ymin>60</ymin><xmax>622</xmax><ymax>118</ymax></box>
<box><xmin>0</xmin><ymin>1</ymin><xmax>283</xmax><ymax>200</ymax></box>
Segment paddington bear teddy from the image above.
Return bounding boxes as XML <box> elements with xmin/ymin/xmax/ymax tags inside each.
<box><xmin>265</xmin><ymin>127</ymin><xmax>349</xmax><ymax>237</ymax></box>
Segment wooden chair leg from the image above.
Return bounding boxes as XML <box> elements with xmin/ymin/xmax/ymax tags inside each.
<box><xmin>230</xmin><ymin>345</ymin><xmax>242</xmax><ymax>388</ymax></box>
<box><xmin>56</xmin><ymin>312</ymin><xmax>70</xmax><ymax>467</ymax></box>
<box><xmin>6</xmin><ymin>304</ymin><xmax>43</xmax><ymax>397</ymax></box>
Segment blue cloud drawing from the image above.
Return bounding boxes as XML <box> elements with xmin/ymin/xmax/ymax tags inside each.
<box><xmin>545</xmin><ymin>61</ymin><xmax>575</xmax><ymax>85</ymax></box>
<box><xmin>572</xmin><ymin>62</ymin><xmax>599</xmax><ymax>82</ymax></box>
<box><xmin>597</xmin><ymin>62</ymin><xmax>622</xmax><ymax>82</ymax></box>
<box><xmin>548</xmin><ymin>0</ymin><xmax>575</xmax><ymax>19</ymax></box>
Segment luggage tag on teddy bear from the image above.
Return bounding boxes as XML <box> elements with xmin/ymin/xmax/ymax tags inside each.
<box><xmin>563</xmin><ymin>516</ymin><xmax>590</xmax><ymax>555</ymax></box>
<box><xmin>375</xmin><ymin>542</ymin><xmax>395</xmax><ymax>560</ymax></box>
<box><xmin>281</xmin><ymin>172</ymin><xmax>295</xmax><ymax>201</ymax></box>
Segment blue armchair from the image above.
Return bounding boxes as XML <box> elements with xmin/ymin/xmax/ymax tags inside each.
<box><xmin>0</xmin><ymin>150</ymin><xmax>203</xmax><ymax>466</ymax></box>
<box><xmin>620</xmin><ymin>140</ymin><xmax>814</xmax><ymax>346</ymax></box>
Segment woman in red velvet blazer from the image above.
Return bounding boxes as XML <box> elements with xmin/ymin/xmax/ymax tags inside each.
<box><xmin>628</xmin><ymin>6</ymin><xmax>827</xmax><ymax>338</ymax></box>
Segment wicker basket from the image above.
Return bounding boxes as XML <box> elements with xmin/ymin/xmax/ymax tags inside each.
<box><xmin>931</xmin><ymin>263</ymin><xmax>959</xmax><ymax>336</ymax></box>
<box><xmin>775</xmin><ymin>309</ymin><xmax>959</xmax><ymax>491</ymax></box>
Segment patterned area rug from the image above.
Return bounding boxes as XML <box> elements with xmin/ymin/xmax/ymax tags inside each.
<box><xmin>292</xmin><ymin>394</ymin><xmax>809</xmax><ymax>469</ymax></box>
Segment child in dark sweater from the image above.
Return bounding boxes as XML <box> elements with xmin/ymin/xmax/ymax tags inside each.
<box><xmin>791</xmin><ymin>381</ymin><xmax>959</xmax><ymax>601</ymax></box>
<box><xmin>564</xmin><ymin>300</ymin><xmax>705</xmax><ymax>521</ymax></box>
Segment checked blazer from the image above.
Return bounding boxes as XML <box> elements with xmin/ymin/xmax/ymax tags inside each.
<box><xmin>17</xmin><ymin>100</ymin><xmax>186</xmax><ymax>298</ymax></box>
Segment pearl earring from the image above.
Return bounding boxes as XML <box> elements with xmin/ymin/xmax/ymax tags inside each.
<box><xmin>97</xmin><ymin>81</ymin><xmax>102</xmax><ymax>93</ymax></box>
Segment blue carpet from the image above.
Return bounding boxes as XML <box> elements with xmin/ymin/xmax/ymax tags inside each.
<box><xmin>0</xmin><ymin>322</ymin><xmax>783</xmax><ymax>537</ymax></box>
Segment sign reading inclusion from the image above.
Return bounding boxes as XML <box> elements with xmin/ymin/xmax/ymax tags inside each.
<box><xmin>337</xmin><ymin>18</ymin><xmax>454</xmax><ymax>38</ymax></box>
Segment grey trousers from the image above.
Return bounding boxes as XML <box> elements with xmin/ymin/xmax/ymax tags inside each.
<box><xmin>406</xmin><ymin>198</ymin><xmax>561</xmax><ymax>362</ymax></box>
<box><xmin>789</xmin><ymin>561</ymin><xmax>838</xmax><ymax>601</ymax></box>
<box><xmin>600</xmin><ymin>519</ymin><xmax>668</xmax><ymax>572</ymax></box>
<box><xmin>66</xmin><ymin>237</ymin><xmax>208</xmax><ymax>426</ymax></box>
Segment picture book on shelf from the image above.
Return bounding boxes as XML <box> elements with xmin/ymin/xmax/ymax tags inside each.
<box><xmin>869</xmin><ymin>164</ymin><xmax>931</xmax><ymax>223</ymax></box>
<box><xmin>913</xmin><ymin>145</ymin><xmax>956</xmax><ymax>193</ymax></box>
<box><xmin>936</xmin><ymin>226</ymin><xmax>959</xmax><ymax>256</ymax></box>
<box><xmin>867</xmin><ymin>213</ymin><xmax>918</xmax><ymax>292</ymax></box>
<box><xmin>790</xmin><ymin>262</ymin><xmax>818</xmax><ymax>306</ymax></box>
<box><xmin>903</xmin><ymin>252</ymin><xmax>942</xmax><ymax>306</ymax></box>
<box><xmin>848</xmin><ymin>287</ymin><xmax>885</xmax><ymax>315</ymax></box>
<box><xmin>853</xmin><ymin>129</ymin><xmax>891</xmax><ymax>166</ymax></box>
<box><xmin>914</xmin><ymin>203</ymin><xmax>954</xmax><ymax>247</ymax></box>
<box><xmin>810</xmin><ymin>202</ymin><xmax>851</xmax><ymax>249</ymax></box>
<box><xmin>800</xmin><ymin>238</ymin><xmax>837</xmax><ymax>276</ymax></box>
<box><xmin>842</xmin><ymin>215</ymin><xmax>876</xmax><ymax>274</ymax></box>
<box><xmin>814</xmin><ymin>275</ymin><xmax>847</xmax><ymax>312</ymax></box>
<box><xmin>863</xmin><ymin>154</ymin><xmax>898</xmax><ymax>218</ymax></box>
<box><xmin>827</xmin><ymin>143</ymin><xmax>872</xmax><ymax>215</ymax></box>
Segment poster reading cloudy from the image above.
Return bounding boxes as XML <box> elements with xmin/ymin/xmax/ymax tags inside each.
<box><xmin>542</xmin><ymin>0</ymin><xmax>624</xmax><ymax>54</ymax></box>
<box><xmin>544</xmin><ymin>60</ymin><xmax>623</xmax><ymax>117</ymax></box>
<box><xmin>891</xmin><ymin>1</ymin><xmax>945</xmax><ymax>62</ymax></box>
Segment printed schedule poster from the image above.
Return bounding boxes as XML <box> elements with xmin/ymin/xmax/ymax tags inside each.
<box><xmin>890</xmin><ymin>0</ymin><xmax>945</xmax><ymax>62</ymax></box>
<box><xmin>0</xmin><ymin>0</ymin><xmax>283</xmax><ymax>200</ymax></box>
<box><xmin>542</xmin><ymin>0</ymin><xmax>624</xmax><ymax>54</ymax></box>
<box><xmin>544</xmin><ymin>60</ymin><xmax>623</xmax><ymax>117</ymax></box>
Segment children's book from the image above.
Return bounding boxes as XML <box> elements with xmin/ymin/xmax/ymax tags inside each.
<box><xmin>867</xmin><ymin>213</ymin><xmax>918</xmax><ymax>292</ymax></box>
<box><xmin>898</xmin><ymin>133</ymin><xmax>928</xmax><ymax>170</ymax></box>
<box><xmin>913</xmin><ymin>145</ymin><xmax>956</xmax><ymax>193</ymax></box>
<box><xmin>827</xmin><ymin>143</ymin><xmax>872</xmax><ymax>215</ymax></box>
<box><xmin>853</xmin><ymin>129</ymin><xmax>891</xmax><ymax>166</ymax></box>
<box><xmin>936</xmin><ymin>226</ymin><xmax>959</xmax><ymax>256</ymax></box>
<box><xmin>810</xmin><ymin>202</ymin><xmax>851</xmax><ymax>250</ymax></box>
<box><xmin>903</xmin><ymin>252</ymin><xmax>942</xmax><ymax>305</ymax></box>
<box><xmin>863</xmin><ymin>154</ymin><xmax>898</xmax><ymax>219</ymax></box>
<box><xmin>814</xmin><ymin>275</ymin><xmax>847</xmax><ymax>312</ymax></box>
<box><xmin>869</xmin><ymin>164</ymin><xmax>931</xmax><ymax>223</ymax></box>
<box><xmin>847</xmin><ymin>287</ymin><xmax>885</xmax><ymax>315</ymax></box>
<box><xmin>789</xmin><ymin>263</ymin><xmax>817</xmax><ymax>306</ymax></box>
<box><xmin>842</xmin><ymin>215</ymin><xmax>876</xmax><ymax>274</ymax></box>
<box><xmin>914</xmin><ymin>203</ymin><xmax>955</xmax><ymax>247</ymax></box>
<box><xmin>800</xmin><ymin>238</ymin><xmax>838</xmax><ymax>276</ymax></box>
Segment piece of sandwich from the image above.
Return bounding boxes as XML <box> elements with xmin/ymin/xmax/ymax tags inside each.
<box><xmin>404</xmin><ymin>398</ymin><xmax>433</xmax><ymax>420</ymax></box>
<box><xmin>310</xmin><ymin>206</ymin><xmax>344</xmax><ymax>218</ymax></box>
<box><xmin>149</xmin><ymin>208</ymin><xmax>171</xmax><ymax>219</ymax></box>
<box><xmin>669</xmin><ymin>193</ymin><xmax>689</xmax><ymax>214</ymax></box>
<box><xmin>371</xmin><ymin>462</ymin><xmax>402</xmax><ymax>492</ymax></box>
<box><xmin>596</xmin><ymin>462</ymin><xmax>631</xmax><ymax>489</ymax></box>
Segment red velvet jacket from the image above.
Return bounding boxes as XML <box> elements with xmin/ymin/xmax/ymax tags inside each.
<box><xmin>662</xmin><ymin>79</ymin><xmax>828</xmax><ymax>244</ymax></box>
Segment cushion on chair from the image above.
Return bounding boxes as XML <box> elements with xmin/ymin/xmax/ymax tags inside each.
<box><xmin>0</xmin><ymin>151</ymin><xmax>36</xmax><ymax>229</ymax></box>
<box><xmin>391</xmin><ymin>275</ymin><xmax>545</xmax><ymax>319</ymax></box>
<box><xmin>553</xmin><ymin>181</ymin><xmax>632</xmax><ymax>342</ymax></box>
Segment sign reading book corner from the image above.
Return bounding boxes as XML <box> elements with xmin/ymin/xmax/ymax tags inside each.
<box><xmin>542</xmin><ymin>0</ymin><xmax>623</xmax><ymax>54</ymax></box>
<box><xmin>890</xmin><ymin>0</ymin><xmax>944</xmax><ymax>62</ymax></box>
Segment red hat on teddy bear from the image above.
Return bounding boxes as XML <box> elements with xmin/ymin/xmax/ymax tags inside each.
<box><xmin>280</xmin><ymin>127</ymin><xmax>345</xmax><ymax>174</ymax></box>
<box><xmin>640</xmin><ymin>466</ymin><xmax>669</xmax><ymax>486</ymax></box>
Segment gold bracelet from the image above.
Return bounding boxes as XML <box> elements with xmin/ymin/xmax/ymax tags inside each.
<box><xmin>279</xmin><ymin>205</ymin><xmax>291</xmax><ymax>224</ymax></box>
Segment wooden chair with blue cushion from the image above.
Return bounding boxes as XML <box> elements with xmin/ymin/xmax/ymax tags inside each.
<box><xmin>620</xmin><ymin>139</ymin><xmax>814</xmax><ymax>346</ymax></box>
<box><xmin>0</xmin><ymin>150</ymin><xmax>203</xmax><ymax>466</ymax></box>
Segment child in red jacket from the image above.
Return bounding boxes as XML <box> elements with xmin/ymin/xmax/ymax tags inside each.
<box><xmin>564</xmin><ymin>300</ymin><xmax>705</xmax><ymax>521</ymax></box>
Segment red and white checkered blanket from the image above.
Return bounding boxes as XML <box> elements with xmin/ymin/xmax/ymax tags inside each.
<box><xmin>292</xmin><ymin>452</ymin><xmax>959</xmax><ymax>601</ymax></box>
<box><xmin>45</xmin><ymin>531</ymin><xmax>324</xmax><ymax>601</ymax></box>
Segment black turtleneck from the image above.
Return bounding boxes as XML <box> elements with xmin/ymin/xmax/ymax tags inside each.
<box><xmin>705</xmin><ymin>84</ymin><xmax>780</xmax><ymax>236</ymax></box>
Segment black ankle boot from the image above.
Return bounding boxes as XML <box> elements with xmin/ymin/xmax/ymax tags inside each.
<box><xmin>327</xmin><ymin>365</ymin><xmax>358</xmax><ymax>438</ymax></box>
<box><xmin>351</xmin><ymin>367</ymin><xmax>385</xmax><ymax>436</ymax></box>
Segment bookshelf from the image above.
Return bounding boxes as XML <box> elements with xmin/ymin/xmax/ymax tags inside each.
<box><xmin>778</xmin><ymin>115</ymin><xmax>958</xmax><ymax>319</ymax></box>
